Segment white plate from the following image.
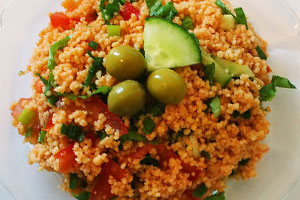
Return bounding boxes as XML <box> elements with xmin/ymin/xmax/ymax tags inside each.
<box><xmin>0</xmin><ymin>0</ymin><xmax>300</xmax><ymax>199</ymax></box>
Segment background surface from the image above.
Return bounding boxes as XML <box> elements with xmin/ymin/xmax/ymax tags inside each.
<box><xmin>0</xmin><ymin>0</ymin><xmax>299</xmax><ymax>199</ymax></box>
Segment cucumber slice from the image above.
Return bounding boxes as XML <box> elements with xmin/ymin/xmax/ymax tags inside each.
<box><xmin>201</xmin><ymin>48</ymin><xmax>232</xmax><ymax>87</ymax></box>
<box><xmin>213</xmin><ymin>56</ymin><xmax>254</xmax><ymax>77</ymax></box>
<box><xmin>144</xmin><ymin>17</ymin><xmax>201</xmax><ymax>71</ymax></box>
<box><xmin>220</xmin><ymin>14</ymin><xmax>235</xmax><ymax>31</ymax></box>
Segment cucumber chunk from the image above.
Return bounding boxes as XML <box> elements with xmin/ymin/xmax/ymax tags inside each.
<box><xmin>220</xmin><ymin>14</ymin><xmax>235</xmax><ymax>31</ymax></box>
<box><xmin>144</xmin><ymin>17</ymin><xmax>201</xmax><ymax>71</ymax></box>
<box><xmin>201</xmin><ymin>48</ymin><xmax>232</xmax><ymax>87</ymax></box>
<box><xmin>213</xmin><ymin>56</ymin><xmax>254</xmax><ymax>77</ymax></box>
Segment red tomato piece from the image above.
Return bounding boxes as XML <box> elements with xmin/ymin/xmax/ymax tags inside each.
<box><xmin>54</xmin><ymin>143</ymin><xmax>77</xmax><ymax>173</ymax></box>
<box><xmin>11</xmin><ymin>98</ymin><xmax>32</xmax><ymax>120</ymax></box>
<box><xmin>44</xmin><ymin>113</ymin><xmax>54</xmax><ymax>130</ymax></box>
<box><xmin>90</xmin><ymin>159</ymin><xmax>128</xmax><ymax>200</ymax></box>
<box><xmin>266</xmin><ymin>65</ymin><xmax>272</xmax><ymax>73</ymax></box>
<box><xmin>50</xmin><ymin>12</ymin><xmax>71</xmax><ymax>29</ymax></box>
<box><xmin>86</xmin><ymin>96</ymin><xmax>128</xmax><ymax>136</ymax></box>
<box><xmin>120</xmin><ymin>2</ymin><xmax>140</xmax><ymax>20</ymax></box>
<box><xmin>120</xmin><ymin>144</ymin><xmax>155</xmax><ymax>163</ymax></box>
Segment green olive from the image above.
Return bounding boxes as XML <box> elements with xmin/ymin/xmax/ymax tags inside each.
<box><xmin>105</xmin><ymin>46</ymin><xmax>146</xmax><ymax>81</ymax></box>
<box><xmin>108</xmin><ymin>80</ymin><xmax>146</xmax><ymax>116</ymax></box>
<box><xmin>147</xmin><ymin>69</ymin><xmax>187</xmax><ymax>104</ymax></box>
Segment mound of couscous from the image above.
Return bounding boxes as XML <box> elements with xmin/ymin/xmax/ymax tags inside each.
<box><xmin>10</xmin><ymin>0</ymin><xmax>296</xmax><ymax>199</ymax></box>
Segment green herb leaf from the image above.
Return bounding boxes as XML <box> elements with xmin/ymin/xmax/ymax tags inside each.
<box><xmin>88</xmin><ymin>41</ymin><xmax>99</xmax><ymax>50</ymax></box>
<box><xmin>209</xmin><ymin>96</ymin><xmax>221</xmax><ymax>117</ymax></box>
<box><xmin>59</xmin><ymin>86</ymin><xmax>112</xmax><ymax>100</ymax></box>
<box><xmin>204</xmin><ymin>63</ymin><xmax>216</xmax><ymax>86</ymax></box>
<box><xmin>147</xmin><ymin>0</ymin><xmax>178</xmax><ymax>21</ymax></box>
<box><xmin>84</xmin><ymin>53</ymin><xmax>105</xmax><ymax>88</ymax></box>
<box><xmin>233</xmin><ymin>110</ymin><xmax>251</xmax><ymax>119</ymax></box>
<box><xmin>170</xmin><ymin>130</ymin><xmax>184</xmax><ymax>144</ymax></box>
<box><xmin>96</xmin><ymin>130</ymin><xmax>108</xmax><ymax>140</ymax></box>
<box><xmin>255</xmin><ymin>46</ymin><xmax>267</xmax><ymax>60</ymax></box>
<box><xmin>61</xmin><ymin>124</ymin><xmax>86</xmax><ymax>143</ymax></box>
<box><xmin>140</xmin><ymin>155</ymin><xmax>160</xmax><ymax>167</ymax></box>
<box><xmin>259</xmin><ymin>83</ymin><xmax>276</xmax><ymax>102</ymax></box>
<box><xmin>35</xmin><ymin>73</ymin><xmax>59</xmax><ymax>106</ymax></box>
<box><xmin>182</xmin><ymin>16</ymin><xmax>194</xmax><ymax>30</ymax></box>
<box><xmin>205</xmin><ymin>192</ymin><xmax>225</xmax><ymax>200</ymax></box>
<box><xmin>215</xmin><ymin>0</ymin><xmax>235</xmax><ymax>17</ymax></box>
<box><xmin>193</xmin><ymin>183</ymin><xmax>208</xmax><ymax>198</ymax></box>
<box><xmin>100</xmin><ymin>0</ymin><xmax>122</xmax><ymax>24</ymax></box>
<box><xmin>69</xmin><ymin>173</ymin><xmax>79</xmax><ymax>190</ymax></box>
<box><xmin>142</xmin><ymin>117</ymin><xmax>156</xmax><ymax>134</ymax></box>
<box><xmin>108</xmin><ymin>25</ymin><xmax>121</xmax><ymax>36</ymax></box>
<box><xmin>25</xmin><ymin>127</ymin><xmax>32</xmax><ymax>137</ymax></box>
<box><xmin>119</xmin><ymin>122</ymin><xmax>147</xmax><ymax>143</ymax></box>
<box><xmin>146</xmin><ymin>103</ymin><xmax>165</xmax><ymax>117</ymax></box>
<box><xmin>201</xmin><ymin>150</ymin><xmax>211</xmax><ymax>160</ymax></box>
<box><xmin>238</xmin><ymin>158</ymin><xmax>250</xmax><ymax>166</ymax></box>
<box><xmin>74</xmin><ymin>191</ymin><xmax>91</xmax><ymax>200</ymax></box>
<box><xmin>38</xmin><ymin>131</ymin><xmax>47</xmax><ymax>144</ymax></box>
<box><xmin>272</xmin><ymin>75</ymin><xmax>296</xmax><ymax>89</ymax></box>
<box><xmin>234</xmin><ymin>7</ymin><xmax>248</xmax><ymax>30</ymax></box>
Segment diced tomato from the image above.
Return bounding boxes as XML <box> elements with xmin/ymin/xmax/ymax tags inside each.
<box><xmin>86</xmin><ymin>96</ymin><xmax>128</xmax><ymax>136</ymax></box>
<box><xmin>90</xmin><ymin>159</ymin><xmax>128</xmax><ymax>200</ymax></box>
<box><xmin>266</xmin><ymin>65</ymin><xmax>272</xmax><ymax>73</ymax></box>
<box><xmin>155</xmin><ymin>144</ymin><xmax>179</xmax><ymax>169</ymax></box>
<box><xmin>44</xmin><ymin>113</ymin><xmax>54</xmax><ymax>130</ymax></box>
<box><xmin>50</xmin><ymin>12</ymin><xmax>71</xmax><ymax>29</ymax></box>
<box><xmin>54</xmin><ymin>143</ymin><xmax>77</xmax><ymax>173</ymax></box>
<box><xmin>34</xmin><ymin>79</ymin><xmax>44</xmax><ymax>93</ymax></box>
<box><xmin>11</xmin><ymin>98</ymin><xmax>32</xmax><ymax>120</ymax></box>
<box><xmin>120</xmin><ymin>2</ymin><xmax>140</xmax><ymax>20</ymax></box>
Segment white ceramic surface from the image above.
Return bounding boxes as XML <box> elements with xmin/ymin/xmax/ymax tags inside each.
<box><xmin>0</xmin><ymin>0</ymin><xmax>299</xmax><ymax>199</ymax></box>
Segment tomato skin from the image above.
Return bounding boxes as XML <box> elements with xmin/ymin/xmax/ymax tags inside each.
<box><xmin>50</xmin><ymin>12</ymin><xmax>71</xmax><ymax>29</ymax></box>
<box><xmin>11</xmin><ymin>98</ymin><xmax>32</xmax><ymax>120</ymax></box>
<box><xmin>90</xmin><ymin>159</ymin><xmax>128</xmax><ymax>200</ymax></box>
<box><xmin>120</xmin><ymin>2</ymin><xmax>140</xmax><ymax>20</ymax></box>
<box><xmin>44</xmin><ymin>113</ymin><xmax>54</xmax><ymax>130</ymax></box>
<box><xmin>54</xmin><ymin>143</ymin><xmax>77</xmax><ymax>173</ymax></box>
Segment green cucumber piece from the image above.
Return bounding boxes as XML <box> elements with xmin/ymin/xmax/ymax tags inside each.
<box><xmin>144</xmin><ymin>17</ymin><xmax>201</xmax><ymax>71</ymax></box>
<box><xmin>201</xmin><ymin>48</ymin><xmax>232</xmax><ymax>87</ymax></box>
<box><xmin>220</xmin><ymin>14</ymin><xmax>235</xmax><ymax>31</ymax></box>
<box><xmin>213</xmin><ymin>56</ymin><xmax>254</xmax><ymax>77</ymax></box>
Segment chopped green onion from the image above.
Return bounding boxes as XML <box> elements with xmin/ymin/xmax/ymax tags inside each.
<box><xmin>238</xmin><ymin>158</ymin><xmax>250</xmax><ymax>166</ymax></box>
<box><xmin>234</xmin><ymin>7</ymin><xmax>248</xmax><ymax>30</ymax></box>
<box><xmin>233</xmin><ymin>110</ymin><xmax>251</xmax><ymax>119</ymax></box>
<box><xmin>25</xmin><ymin>127</ymin><xmax>32</xmax><ymax>137</ymax></box>
<box><xmin>74</xmin><ymin>191</ymin><xmax>91</xmax><ymax>200</ymax></box>
<box><xmin>146</xmin><ymin>0</ymin><xmax>178</xmax><ymax>21</ymax></box>
<box><xmin>209</xmin><ymin>96</ymin><xmax>221</xmax><ymax>117</ymax></box>
<box><xmin>84</xmin><ymin>52</ymin><xmax>106</xmax><ymax>88</ymax></box>
<box><xmin>201</xmin><ymin>150</ymin><xmax>211</xmax><ymax>160</ymax></box>
<box><xmin>272</xmin><ymin>75</ymin><xmax>296</xmax><ymax>89</ymax></box>
<box><xmin>108</xmin><ymin>25</ymin><xmax>121</xmax><ymax>36</ymax></box>
<box><xmin>182</xmin><ymin>16</ymin><xmax>194</xmax><ymax>30</ymax></box>
<box><xmin>140</xmin><ymin>155</ymin><xmax>160</xmax><ymax>167</ymax></box>
<box><xmin>146</xmin><ymin>103</ymin><xmax>165</xmax><ymax>117</ymax></box>
<box><xmin>18</xmin><ymin>109</ymin><xmax>36</xmax><ymax>125</ymax></box>
<box><xmin>204</xmin><ymin>63</ymin><xmax>216</xmax><ymax>86</ymax></box>
<box><xmin>193</xmin><ymin>183</ymin><xmax>208</xmax><ymax>198</ymax></box>
<box><xmin>35</xmin><ymin>73</ymin><xmax>59</xmax><ymax>106</ymax></box>
<box><xmin>215</xmin><ymin>0</ymin><xmax>235</xmax><ymax>17</ymax></box>
<box><xmin>61</xmin><ymin>124</ymin><xmax>86</xmax><ymax>143</ymax></box>
<box><xmin>170</xmin><ymin>130</ymin><xmax>184</xmax><ymax>144</ymax></box>
<box><xmin>96</xmin><ymin>130</ymin><xmax>108</xmax><ymax>140</ymax></box>
<box><xmin>119</xmin><ymin>122</ymin><xmax>147</xmax><ymax>143</ymax></box>
<box><xmin>69</xmin><ymin>173</ymin><xmax>79</xmax><ymax>190</ymax></box>
<box><xmin>205</xmin><ymin>192</ymin><xmax>225</xmax><ymax>200</ymax></box>
<box><xmin>255</xmin><ymin>46</ymin><xmax>267</xmax><ymax>60</ymax></box>
<box><xmin>88</xmin><ymin>41</ymin><xmax>99</xmax><ymax>50</ymax></box>
<box><xmin>38</xmin><ymin>131</ymin><xmax>47</xmax><ymax>144</ymax></box>
<box><xmin>142</xmin><ymin>117</ymin><xmax>156</xmax><ymax>134</ymax></box>
<box><xmin>99</xmin><ymin>0</ymin><xmax>123</xmax><ymax>24</ymax></box>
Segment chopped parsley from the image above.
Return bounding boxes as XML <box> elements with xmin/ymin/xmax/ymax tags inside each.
<box><xmin>259</xmin><ymin>75</ymin><xmax>296</xmax><ymax>102</ymax></box>
<box><xmin>255</xmin><ymin>45</ymin><xmax>267</xmax><ymax>60</ymax></box>
<box><xmin>170</xmin><ymin>130</ymin><xmax>184</xmax><ymax>144</ymax></box>
<box><xmin>209</xmin><ymin>96</ymin><xmax>221</xmax><ymax>117</ymax></box>
<box><xmin>205</xmin><ymin>192</ymin><xmax>225</xmax><ymax>200</ymax></box>
<box><xmin>36</xmin><ymin>73</ymin><xmax>59</xmax><ymax>106</ymax></box>
<box><xmin>182</xmin><ymin>16</ymin><xmax>194</xmax><ymax>30</ymax></box>
<box><xmin>233</xmin><ymin>110</ymin><xmax>251</xmax><ymax>119</ymax></box>
<box><xmin>99</xmin><ymin>0</ymin><xmax>124</xmax><ymax>24</ymax></box>
<box><xmin>204</xmin><ymin>63</ymin><xmax>216</xmax><ymax>85</ymax></box>
<box><xmin>119</xmin><ymin>122</ymin><xmax>147</xmax><ymax>143</ymax></box>
<box><xmin>38</xmin><ymin>131</ymin><xmax>47</xmax><ymax>144</ymax></box>
<box><xmin>96</xmin><ymin>130</ymin><xmax>108</xmax><ymax>140</ymax></box>
<box><xmin>74</xmin><ymin>191</ymin><xmax>91</xmax><ymax>200</ymax></box>
<box><xmin>58</xmin><ymin>86</ymin><xmax>112</xmax><ymax>100</ymax></box>
<box><xmin>69</xmin><ymin>173</ymin><xmax>79</xmax><ymax>190</ymax></box>
<box><xmin>61</xmin><ymin>124</ymin><xmax>86</xmax><ymax>143</ymax></box>
<box><xmin>201</xmin><ymin>150</ymin><xmax>211</xmax><ymax>160</ymax></box>
<box><xmin>88</xmin><ymin>41</ymin><xmax>99</xmax><ymax>50</ymax></box>
<box><xmin>146</xmin><ymin>0</ymin><xmax>178</xmax><ymax>21</ymax></box>
<box><xmin>140</xmin><ymin>155</ymin><xmax>160</xmax><ymax>167</ymax></box>
<box><xmin>193</xmin><ymin>183</ymin><xmax>208</xmax><ymax>198</ymax></box>
<box><xmin>142</xmin><ymin>117</ymin><xmax>156</xmax><ymax>134</ymax></box>
<box><xmin>146</xmin><ymin>102</ymin><xmax>165</xmax><ymax>117</ymax></box>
